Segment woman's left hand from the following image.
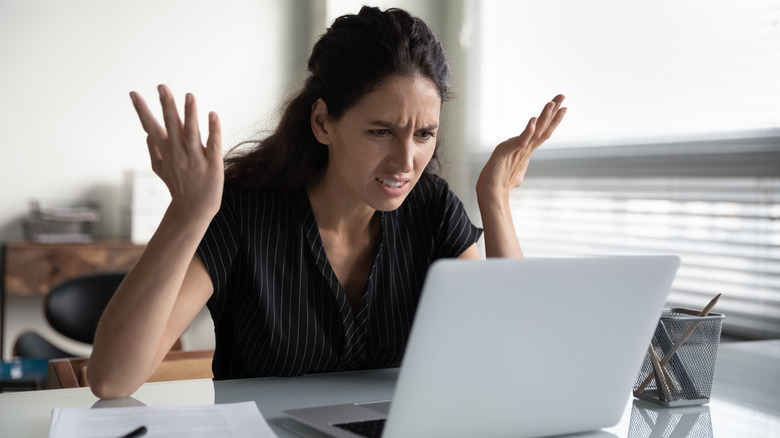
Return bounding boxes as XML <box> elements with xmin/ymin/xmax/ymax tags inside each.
<box><xmin>476</xmin><ymin>94</ymin><xmax>566</xmax><ymax>258</ymax></box>
<box><xmin>477</xmin><ymin>94</ymin><xmax>567</xmax><ymax>200</ymax></box>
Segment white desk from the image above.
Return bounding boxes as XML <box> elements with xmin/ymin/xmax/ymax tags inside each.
<box><xmin>1</xmin><ymin>340</ymin><xmax>778</xmax><ymax>437</ymax></box>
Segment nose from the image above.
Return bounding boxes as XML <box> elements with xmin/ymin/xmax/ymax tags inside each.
<box><xmin>388</xmin><ymin>136</ymin><xmax>415</xmax><ymax>172</ymax></box>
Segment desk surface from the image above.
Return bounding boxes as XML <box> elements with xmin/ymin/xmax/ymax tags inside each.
<box><xmin>1</xmin><ymin>340</ymin><xmax>778</xmax><ymax>438</ymax></box>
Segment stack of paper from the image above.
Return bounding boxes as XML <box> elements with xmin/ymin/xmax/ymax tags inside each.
<box><xmin>49</xmin><ymin>401</ymin><xmax>277</xmax><ymax>438</ymax></box>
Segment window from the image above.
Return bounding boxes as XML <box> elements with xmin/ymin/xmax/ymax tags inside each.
<box><xmin>469</xmin><ymin>0</ymin><xmax>780</xmax><ymax>339</ymax></box>
<box><xmin>474</xmin><ymin>0</ymin><xmax>780</xmax><ymax>148</ymax></box>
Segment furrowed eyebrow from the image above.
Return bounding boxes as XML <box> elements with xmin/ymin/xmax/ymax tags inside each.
<box><xmin>368</xmin><ymin>121</ymin><xmax>439</xmax><ymax>131</ymax></box>
<box><xmin>368</xmin><ymin>121</ymin><xmax>399</xmax><ymax>129</ymax></box>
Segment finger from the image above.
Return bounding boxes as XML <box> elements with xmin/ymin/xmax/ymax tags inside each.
<box><xmin>206</xmin><ymin>111</ymin><xmax>223</xmax><ymax>163</ymax></box>
<box><xmin>146</xmin><ymin>136</ymin><xmax>164</xmax><ymax>176</ymax></box>
<box><xmin>549</xmin><ymin>95</ymin><xmax>565</xmax><ymax>119</ymax></box>
<box><xmin>545</xmin><ymin>107</ymin><xmax>567</xmax><ymax>138</ymax></box>
<box><xmin>130</xmin><ymin>92</ymin><xmax>168</xmax><ymax>145</ymax></box>
<box><xmin>534</xmin><ymin>101</ymin><xmax>557</xmax><ymax>139</ymax></box>
<box><xmin>497</xmin><ymin>116</ymin><xmax>536</xmax><ymax>158</ymax></box>
<box><xmin>533</xmin><ymin>94</ymin><xmax>568</xmax><ymax>145</ymax></box>
<box><xmin>536</xmin><ymin>106</ymin><xmax>568</xmax><ymax>145</ymax></box>
<box><xmin>534</xmin><ymin>94</ymin><xmax>565</xmax><ymax>136</ymax></box>
<box><xmin>549</xmin><ymin>94</ymin><xmax>566</xmax><ymax>122</ymax></box>
<box><xmin>183</xmin><ymin>93</ymin><xmax>203</xmax><ymax>154</ymax></box>
<box><xmin>548</xmin><ymin>94</ymin><xmax>566</xmax><ymax>128</ymax></box>
<box><xmin>511</xmin><ymin>117</ymin><xmax>537</xmax><ymax>147</ymax></box>
<box><xmin>158</xmin><ymin>84</ymin><xmax>184</xmax><ymax>152</ymax></box>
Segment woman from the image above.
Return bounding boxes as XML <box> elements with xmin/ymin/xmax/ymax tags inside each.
<box><xmin>88</xmin><ymin>6</ymin><xmax>565</xmax><ymax>399</ymax></box>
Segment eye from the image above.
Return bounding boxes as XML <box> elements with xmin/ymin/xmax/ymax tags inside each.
<box><xmin>417</xmin><ymin>131</ymin><xmax>436</xmax><ymax>140</ymax></box>
<box><xmin>369</xmin><ymin>129</ymin><xmax>391</xmax><ymax>137</ymax></box>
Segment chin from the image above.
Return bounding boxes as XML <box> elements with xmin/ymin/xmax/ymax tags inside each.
<box><xmin>369</xmin><ymin>191</ymin><xmax>413</xmax><ymax>211</ymax></box>
<box><xmin>370</xmin><ymin>179</ymin><xmax>417</xmax><ymax>211</ymax></box>
<box><xmin>372</xmin><ymin>199</ymin><xmax>406</xmax><ymax>212</ymax></box>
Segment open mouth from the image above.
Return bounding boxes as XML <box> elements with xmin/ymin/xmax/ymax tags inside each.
<box><xmin>377</xmin><ymin>178</ymin><xmax>406</xmax><ymax>189</ymax></box>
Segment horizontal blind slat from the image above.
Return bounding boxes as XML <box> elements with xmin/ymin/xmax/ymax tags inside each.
<box><xmin>506</xmin><ymin>176</ymin><xmax>780</xmax><ymax>339</ymax></box>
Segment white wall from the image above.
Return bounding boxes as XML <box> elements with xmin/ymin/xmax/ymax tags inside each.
<box><xmin>0</xmin><ymin>0</ymin><xmax>301</xmax><ymax>358</ymax></box>
<box><xmin>0</xmin><ymin>0</ymin><xmax>295</xmax><ymax>239</ymax></box>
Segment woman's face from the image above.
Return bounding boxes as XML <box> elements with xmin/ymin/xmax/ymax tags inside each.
<box><xmin>313</xmin><ymin>74</ymin><xmax>441</xmax><ymax>212</ymax></box>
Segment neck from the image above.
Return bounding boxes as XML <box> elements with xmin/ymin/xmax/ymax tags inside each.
<box><xmin>307</xmin><ymin>176</ymin><xmax>378</xmax><ymax>237</ymax></box>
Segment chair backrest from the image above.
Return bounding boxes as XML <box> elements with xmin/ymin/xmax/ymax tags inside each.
<box><xmin>44</xmin><ymin>272</ymin><xmax>126</xmax><ymax>344</ymax></box>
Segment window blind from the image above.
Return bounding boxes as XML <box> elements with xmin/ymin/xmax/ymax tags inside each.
<box><xmin>468</xmin><ymin>0</ymin><xmax>780</xmax><ymax>339</ymax></box>
<box><xmin>506</xmin><ymin>174</ymin><xmax>780</xmax><ymax>339</ymax></box>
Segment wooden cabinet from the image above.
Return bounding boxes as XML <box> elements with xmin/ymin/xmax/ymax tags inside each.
<box><xmin>1</xmin><ymin>240</ymin><xmax>145</xmax><ymax>358</ymax></box>
<box><xmin>2</xmin><ymin>240</ymin><xmax>144</xmax><ymax>296</ymax></box>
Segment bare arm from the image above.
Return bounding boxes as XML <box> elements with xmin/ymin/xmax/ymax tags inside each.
<box><xmin>88</xmin><ymin>85</ymin><xmax>223</xmax><ymax>399</ymax></box>
<box><xmin>457</xmin><ymin>243</ymin><xmax>481</xmax><ymax>259</ymax></box>
<box><xmin>476</xmin><ymin>95</ymin><xmax>567</xmax><ymax>258</ymax></box>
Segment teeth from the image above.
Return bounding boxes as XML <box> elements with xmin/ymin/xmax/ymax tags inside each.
<box><xmin>379</xmin><ymin>178</ymin><xmax>404</xmax><ymax>189</ymax></box>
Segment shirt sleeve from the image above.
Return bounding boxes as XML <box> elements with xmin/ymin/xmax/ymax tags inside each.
<box><xmin>196</xmin><ymin>183</ymin><xmax>241</xmax><ymax>310</ymax></box>
<box><xmin>431</xmin><ymin>177</ymin><xmax>483</xmax><ymax>259</ymax></box>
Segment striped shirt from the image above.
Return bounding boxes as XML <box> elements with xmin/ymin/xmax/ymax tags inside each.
<box><xmin>197</xmin><ymin>176</ymin><xmax>482</xmax><ymax>379</ymax></box>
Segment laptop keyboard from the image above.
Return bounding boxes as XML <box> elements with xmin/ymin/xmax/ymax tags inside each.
<box><xmin>333</xmin><ymin>419</ymin><xmax>386</xmax><ymax>437</ymax></box>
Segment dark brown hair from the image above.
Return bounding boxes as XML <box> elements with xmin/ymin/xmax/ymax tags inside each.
<box><xmin>224</xmin><ymin>6</ymin><xmax>451</xmax><ymax>190</ymax></box>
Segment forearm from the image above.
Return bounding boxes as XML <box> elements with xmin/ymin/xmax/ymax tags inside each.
<box><xmin>88</xmin><ymin>204</ymin><xmax>211</xmax><ymax>398</ymax></box>
<box><xmin>475</xmin><ymin>95</ymin><xmax>566</xmax><ymax>259</ymax></box>
<box><xmin>477</xmin><ymin>187</ymin><xmax>524</xmax><ymax>259</ymax></box>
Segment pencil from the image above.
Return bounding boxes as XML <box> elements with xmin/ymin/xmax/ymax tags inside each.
<box><xmin>635</xmin><ymin>293</ymin><xmax>721</xmax><ymax>395</ymax></box>
<box><xmin>648</xmin><ymin>342</ymin><xmax>673</xmax><ymax>401</ymax></box>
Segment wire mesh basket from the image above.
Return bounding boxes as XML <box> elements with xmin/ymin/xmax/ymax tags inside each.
<box><xmin>633</xmin><ymin>308</ymin><xmax>725</xmax><ymax>407</ymax></box>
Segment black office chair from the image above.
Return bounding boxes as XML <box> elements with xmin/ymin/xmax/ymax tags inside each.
<box><xmin>13</xmin><ymin>272</ymin><xmax>127</xmax><ymax>359</ymax></box>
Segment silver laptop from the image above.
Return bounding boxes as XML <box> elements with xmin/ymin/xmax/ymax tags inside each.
<box><xmin>284</xmin><ymin>256</ymin><xmax>680</xmax><ymax>438</ymax></box>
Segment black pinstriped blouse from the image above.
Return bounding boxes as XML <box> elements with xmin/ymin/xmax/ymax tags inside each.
<box><xmin>196</xmin><ymin>176</ymin><xmax>482</xmax><ymax>380</ymax></box>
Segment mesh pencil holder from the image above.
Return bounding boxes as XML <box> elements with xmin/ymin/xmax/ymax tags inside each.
<box><xmin>633</xmin><ymin>308</ymin><xmax>725</xmax><ymax>407</ymax></box>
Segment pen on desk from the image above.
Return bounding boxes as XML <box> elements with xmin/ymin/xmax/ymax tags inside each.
<box><xmin>119</xmin><ymin>425</ymin><xmax>147</xmax><ymax>438</ymax></box>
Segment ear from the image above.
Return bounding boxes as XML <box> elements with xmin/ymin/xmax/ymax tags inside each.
<box><xmin>310</xmin><ymin>98</ymin><xmax>332</xmax><ymax>145</ymax></box>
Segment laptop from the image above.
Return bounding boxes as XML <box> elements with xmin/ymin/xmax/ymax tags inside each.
<box><xmin>284</xmin><ymin>255</ymin><xmax>680</xmax><ymax>438</ymax></box>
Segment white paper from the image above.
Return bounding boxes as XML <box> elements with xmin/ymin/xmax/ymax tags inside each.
<box><xmin>49</xmin><ymin>401</ymin><xmax>278</xmax><ymax>438</ymax></box>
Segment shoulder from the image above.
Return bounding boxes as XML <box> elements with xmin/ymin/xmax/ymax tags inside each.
<box><xmin>214</xmin><ymin>183</ymin><xmax>305</xmax><ymax>231</ymax></box>
<box><xmin>221</xmin><ymin>182</ymin><xmax>298</xmax><ymax>209</ymax></box>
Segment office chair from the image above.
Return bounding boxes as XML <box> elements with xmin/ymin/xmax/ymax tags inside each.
<box><xmin>12</xmin><ymin>272</ymin><xmax>208</xmax><ymax>389</ymax></box>
<box><xmin>13</xmin><ymin>272</ymin><xmax>129</xmax><ymax>359</ymax></box>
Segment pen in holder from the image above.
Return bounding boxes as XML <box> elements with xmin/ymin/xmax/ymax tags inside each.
<box><xmin>633</xmin><ymin>307</ymin><xmax>725</xmax><ymax>407</ymax></box>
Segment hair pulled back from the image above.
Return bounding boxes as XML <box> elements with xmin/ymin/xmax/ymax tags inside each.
<box><xmin>224</xmin><ymin>6</ymin><xmax>450</xmax><ymax>190</ymax></box>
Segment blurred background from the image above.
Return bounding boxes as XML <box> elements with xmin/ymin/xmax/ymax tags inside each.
<box><xmin>1</xmin><ymin>0</ymin><xmax>778</xmax><ymax>358</ymax></box>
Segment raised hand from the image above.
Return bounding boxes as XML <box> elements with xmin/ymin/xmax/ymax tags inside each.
<box><xmin>476</xmin><ymin>94</ymin><xmax>567</xmax><ymax>258</ymax></box>
<box><xmin>129</xmin><ymin>85</ymin><xmax>224</xmax><ymax>220</ymax></box>
<box><xmin>477</xmin><ymin>94</ymin><xmax>567</xmax><ymax>198</ymax></box>
<box><xmin>89</xmin><ymin>86</ymin><xmax>224</xmax><ymax>399</ymax></box>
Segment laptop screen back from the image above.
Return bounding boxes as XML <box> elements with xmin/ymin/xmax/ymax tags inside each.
<box><xmin>383</xmin><ymin>256</ymin><xmax>680</xmax><ymax>438</ymax></box>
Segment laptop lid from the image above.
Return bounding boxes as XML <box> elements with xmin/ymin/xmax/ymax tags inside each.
<box><xmin>286</xmin><ymin>255</ymin><xmax>680</xmax><ymax>438</ymax></box>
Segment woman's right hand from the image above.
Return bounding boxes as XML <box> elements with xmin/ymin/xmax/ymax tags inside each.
<box><xmin>89</xmin><ymin>85</ymin><xmax>221</xmax><ymax>399</ymax></box>
<box><xmin>129</xmin><ymin>84</ymin><xmax>223</xmax><ymax>220</ymax></box>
